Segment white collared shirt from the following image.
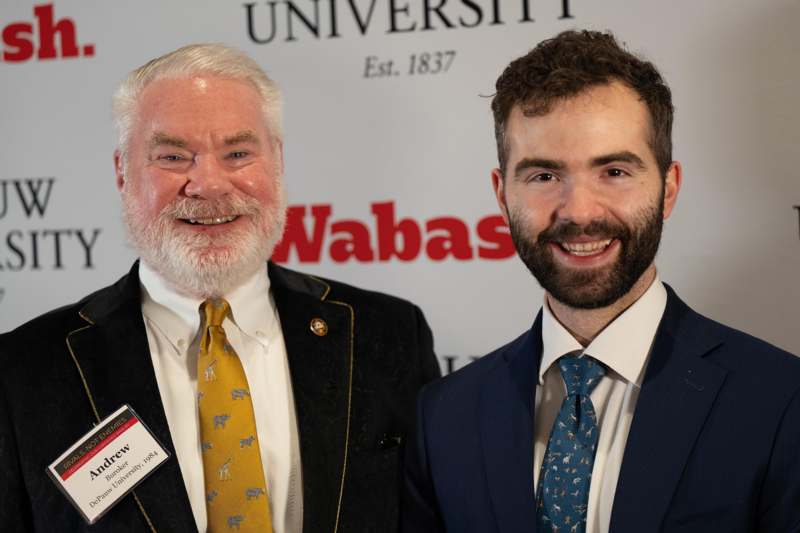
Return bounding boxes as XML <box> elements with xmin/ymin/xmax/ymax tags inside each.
<box><xmin>534</xmin><ymin>276</ymin><xmax>667</xmax><ymax>533</ymax></box>
<box><xmin>139</xmin><ymin>262</ymin><xmax>303</xmax><ymax>533</ymax></box>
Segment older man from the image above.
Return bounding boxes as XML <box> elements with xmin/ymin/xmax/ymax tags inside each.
<box><xmin>0</xmin><ymin>44</ymin><xmax>439</xmax><ymax>532</ymax></box>
<box><xmin>402</xmin><ymin>31</ymin><xmax>800</xmax><ymax>533</ymax></box>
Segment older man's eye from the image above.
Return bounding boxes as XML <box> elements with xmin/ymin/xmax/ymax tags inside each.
<box><xmin>154</xmin><ymin>152</ymin><xmax>189</xmax><ymax>162</ymax></box>
<box><xmin>152</xmin><ymin>153</ymin><xmax>193</xmax><ymax>170</ymax></box>
<box><xmin>227</xmin><ymin>151</ymin><xmax>249</xmax><ymax>159</ymax></box>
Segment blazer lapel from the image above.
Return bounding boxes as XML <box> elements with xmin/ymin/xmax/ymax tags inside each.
<box><xmin>269</xmin><ymin>263</ymin><xmax>354</xmax><ymax>533</ymax></box>
<box><xmin>66</xmin><ymin>264</ymin><xmax>197</xmax><ymax>531</ymax></box>
<box><xmin>479</xmin><ymin>315</ymin><xmax>542</xmax><ymax>533</ymax></box>
<box><xmin>610</xmin><ymin>287</ymin><xmax>727</xmax><ymax>532</ymax></box>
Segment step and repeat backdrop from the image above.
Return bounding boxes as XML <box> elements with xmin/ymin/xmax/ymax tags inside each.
<box><xmin>2</xmin><ymin>0</ymin><xmax>799</xmax><ymax>370</ymax></box>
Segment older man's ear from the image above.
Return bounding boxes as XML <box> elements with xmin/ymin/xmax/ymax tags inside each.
<box><xmin>114</xmin><ymin>150</ymin><xmax>125</xmax><ymax>190</ymax></box>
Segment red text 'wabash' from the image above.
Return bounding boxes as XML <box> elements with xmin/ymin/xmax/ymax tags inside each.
<box><xmin>272</xmin><ymin>201</ymin><xmax>515</xmax><ymax>263</ymax></box>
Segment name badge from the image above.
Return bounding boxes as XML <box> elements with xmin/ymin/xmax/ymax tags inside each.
<box><xmin>47</xmin><ymin>404</ymin><xmax>170</xmax><ymax>524</ymax></box>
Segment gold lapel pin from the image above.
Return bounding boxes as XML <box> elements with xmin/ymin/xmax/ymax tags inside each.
<box><xmin>310</xmin><ymin>317</ymin><xmax>328</xmax><ymax>337</ymax></box>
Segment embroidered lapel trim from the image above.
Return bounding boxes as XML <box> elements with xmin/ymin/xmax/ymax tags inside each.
<box><xmin>66</xmin><ymin>313</ymin><xmax>100</xmax><ymax>422</ymax></box>
<box><xmin>270</xmin><ymin>264</ymin><xmax>355</xmax><ymax>533</ymax></box>
<box><xmin>65</xmin><ymin>311</ymin><xmax>159</xmax><ymax>533</ymax></box>
<box><xmin>308</xmin><ymin>274</ymin><xmax>355</xmax><ymax>533</ymax></box>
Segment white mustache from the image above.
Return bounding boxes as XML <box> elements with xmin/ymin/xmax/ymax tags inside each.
<box><xmin>161</xmin><ymin>197</ymin><xmax>261</xmax><ymax>219</ymax></box>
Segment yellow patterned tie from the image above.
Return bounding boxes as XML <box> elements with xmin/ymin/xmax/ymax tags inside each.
<box><xmin>198</xmin><ymin>298</ymin><xmax>273</xmax><ymax>532</ymax></box>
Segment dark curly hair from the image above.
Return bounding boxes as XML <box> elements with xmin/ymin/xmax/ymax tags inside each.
<box><xmin>491</xmin><ymin>30</ymin><xmax>673</xmax><ymax>177</ymax></box>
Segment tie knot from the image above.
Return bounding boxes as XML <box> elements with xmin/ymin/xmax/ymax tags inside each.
<box><xmin>202</xmin><ymin>298</ymin><xmax>231</xmax><ymax>328</ymax></box>
<box><xmin>558</xmin><ymin>354</ymin><xmax>605</xmax><ymax>397</ymax></box>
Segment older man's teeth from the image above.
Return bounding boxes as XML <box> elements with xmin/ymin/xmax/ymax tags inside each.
<box><xmin>560</xmin><ymin>239</ymin><xmax>612</xmax><ymax>256</ymax></box>
<box><xmin>187</xmin><ymin>215</ymin><xmax>237</xmax><ymax>225</ymax></box>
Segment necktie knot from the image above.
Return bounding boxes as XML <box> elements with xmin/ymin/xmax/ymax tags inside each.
<box><xmin>558</xmin><ymin>354</ymin><xmax>605</xmax><ymax>397</ymax></box>
<box><xmin>203</xmin><ymin>298</ymin><xmax>231</xmax><ymax>328</ymax></box>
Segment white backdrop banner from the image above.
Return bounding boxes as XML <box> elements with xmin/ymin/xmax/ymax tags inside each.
<box><xmin>2</xmin><ymin>0</ymin><xmax>799</xmax><ymax>371</ymax></box>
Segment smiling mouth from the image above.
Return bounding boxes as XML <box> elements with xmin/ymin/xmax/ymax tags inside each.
<box><xmin>181</xmin><ymin>215</ymin><xmax>239</xmax><ymax>225</ymax></box>
<box><xmin>558</xmin><ymin>239</ymin><xmax>614</xmax><ymax>256</ymax></box>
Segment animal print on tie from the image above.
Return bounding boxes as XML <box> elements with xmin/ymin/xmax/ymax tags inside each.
<box><xmin>536</xmin><ymin>354</ymin><xmax>605</xmax><ymax>533</ymax></box>
<box><xmin>197</xmin><ymin>299</ymin><xmax>273</xmax><ymax>532</ymax></box>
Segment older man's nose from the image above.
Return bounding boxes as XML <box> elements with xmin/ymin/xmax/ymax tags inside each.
<box><xmin>183</xmin><ymin>156</ymin><xmax>233</xmax><ymax>200</ymax></box>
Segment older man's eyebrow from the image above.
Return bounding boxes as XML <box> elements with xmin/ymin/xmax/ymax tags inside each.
<box><xmin>223</xmin><ymin>130</ymin><xmax>260</xmax><ymax>146</ymax></box>
<box><xmin>149</xmin><ymin>132</ymin><xmax>188</xmax><ymax>149</ymax></box>
<box><xmin>591</xmin><ymin>151</ymin><xmax>646</xmax><ymax>170</ymax></box>
<box><xmin>514</xmin><ymin>157</ymin><xmax>565</xmax><ymax>176</ymax></box>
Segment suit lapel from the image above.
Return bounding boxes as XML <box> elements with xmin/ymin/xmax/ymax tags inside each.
<box><xmin>269</xmin><ymin>263</ymin><xmax>353</xmax><ymax>533</ymax></box>
<box><xmin>66</xmin><ymin>264</ymin><xmax>196</xmax><ymax>531</ymax></box>
<box><xmin>610</xmin><ymin>287</ymin><xmax>727</xmax><ymax>531</ymax></box>
<box><xmin>479</xmin><ymin>315</ymin><xmax>542</xmax><ymax>533</ymax></box>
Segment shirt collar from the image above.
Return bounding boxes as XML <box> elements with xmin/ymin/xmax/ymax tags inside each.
<box><xmin>539</xmin><ymin>275</ymin><xmax>668</xmax><ymax>387</ymax></box>
<box><xmin>139</xmin><ymin>262</ymin><xmax>276</xmax><ymax>353</ymax></box>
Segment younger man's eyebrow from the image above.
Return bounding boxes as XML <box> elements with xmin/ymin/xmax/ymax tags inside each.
<box><xmin>591</xmin><ymin>151</ymin><xmax>646</xmax><ymax>169</ymax></box>
<box><xmin>514</xmin><ymin>157</ymin><xmax>566</xmax><ymax>176</ymax></box>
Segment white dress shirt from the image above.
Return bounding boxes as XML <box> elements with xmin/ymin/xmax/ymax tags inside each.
<box><xmin>139</xmin><ymin>262</ymin><xmax>303</xmax><ymax>533</ymax></box>
<box><xmin>534</xmin><ymin>276</ymin><xmax>667</xmax><ymax>533</ymax></box>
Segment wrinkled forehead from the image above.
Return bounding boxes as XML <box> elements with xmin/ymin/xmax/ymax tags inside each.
<box><xmin>131</xmin><ymin>75</ymin><xmax>272</xmax><ymax>146</ymax></box>
<box><xmin>136</xmin><ymin>74</ymin><xmax>262</xmax><ymax>114</ymax></box>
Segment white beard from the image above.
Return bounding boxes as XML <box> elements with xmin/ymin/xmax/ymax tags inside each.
<box><xmin>122</xmin><ymin>183</ymin><xmax>287</xmax><ymax>298</ymax></box>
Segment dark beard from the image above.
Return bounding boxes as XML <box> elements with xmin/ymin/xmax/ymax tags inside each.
<box><xmin>509</xmin><ymin>193</ymin><xmax>664</xmax><ymax>309</ymax></box>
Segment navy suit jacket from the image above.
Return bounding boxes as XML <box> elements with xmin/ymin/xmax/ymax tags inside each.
<box><xmin>0</xmin><ymin>262</ymin><xmax>440</xmax><ymax>532</ymax></box>
<box><xmin>403</xmin><ymin>286</ymin><xmax>800</xmax><ymax>532</ymax></box>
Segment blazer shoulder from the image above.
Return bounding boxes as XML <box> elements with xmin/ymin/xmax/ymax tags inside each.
<box><xmin>715</xmin><ymin>320</ymin><xmax>800</xmax><ymax>382</ymax></box>
<box><xmin>0</xmin><ymin>271</ymin><xmax>134</xmax><ymax>359</ymax></box>
<box><xmin>325</xmin><ymin>276</ymin><xmax>418</xmax><ymax>310</ymax></box>
<box><xmin>270</xmin><ymin>262</ymin><xmax>422</xmax><ymax>312</ymax></box>
<box><xmin>0</xmin><ymin>296</ymin><xmax>88</xmax><ymax>381</ymax></box>
<box><xmin>675</xmin><ymin>298</ymin><xmax>800</xmax><ymax>391</ymax></box>
<box><xmin>2</xmin><ymin>292</ymin><xmax>93</xmax><ymax>346</ymax></box>
<box><xmin>422</xmin><ymin>329</ymin><xmax>532</xmax><ymax>406</ymax></box>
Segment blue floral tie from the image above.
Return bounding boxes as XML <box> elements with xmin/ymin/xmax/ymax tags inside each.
<box><xmin>536</xmin><ymin>354</ymin><xmax>605</xmax><ymax>533</ymax></box>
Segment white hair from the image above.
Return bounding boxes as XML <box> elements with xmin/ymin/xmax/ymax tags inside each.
<box><xmin>112</xmin><ymin>43</ymin><xmax>282</xmax><ymax>156</ymax></box>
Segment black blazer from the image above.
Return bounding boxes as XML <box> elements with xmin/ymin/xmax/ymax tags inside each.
<box><xmin>403</xmin><ymin>286</ymin><xmax>800</xmax><ymax>532</ymax></box>
<box><xmin>0</xmin><ymin>262</ymin><xmax>440</xmax><ymax>532</ymax></box>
